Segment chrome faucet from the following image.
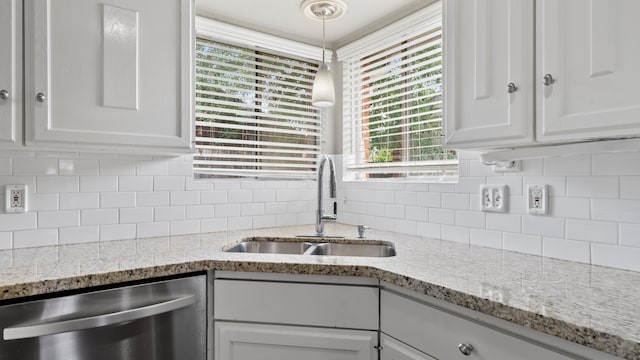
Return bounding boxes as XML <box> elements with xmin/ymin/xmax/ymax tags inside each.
<box><xmin>315</xmin><ymin>155</ymin><xmax>337</xmax><ymax>236</ymax></box>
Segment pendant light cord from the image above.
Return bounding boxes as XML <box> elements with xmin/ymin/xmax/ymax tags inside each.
<box><xmin>322</xmin><ymin>14</ymin><xmax>326</xmax><ymax>64</ymax></box>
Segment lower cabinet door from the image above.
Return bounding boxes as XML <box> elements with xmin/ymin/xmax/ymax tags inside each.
<box><xmin>215</xmin><ymin>322</ymin><xmax>377</xmax><ymax>360</ymax></box>
<box><xmin>380</xmin><ymin>334</ymin><xmax>437</xmax><ymax>360</ymax></box>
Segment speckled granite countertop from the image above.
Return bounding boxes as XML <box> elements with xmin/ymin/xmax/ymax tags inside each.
<box><xmin>0</xmin><ymin>223</ymin><xmax>638</xmax><ymax>359</ymax></box>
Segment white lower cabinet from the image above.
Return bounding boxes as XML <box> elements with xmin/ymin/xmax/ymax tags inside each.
<box><xmin>380</xmin><ymin>334</ymin><xmax>436</xmax><ymax>360</ymax></box>
<box><xmin>215</xmin><ymin>322</ymin><xmax>377</xmax><ymax>360</ymax></box>
<box><xmin>381</xmin><ymin>289</ymin><xmax>573</xmax><ymax>360</ymax></box>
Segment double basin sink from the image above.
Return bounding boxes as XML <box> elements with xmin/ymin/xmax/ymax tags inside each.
<box><xmin>225</xmin><ymin>238</ymin><xmax>396</xmax><ymax>258</ymax></box>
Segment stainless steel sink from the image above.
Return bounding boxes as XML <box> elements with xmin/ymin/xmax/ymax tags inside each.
<box><xmin>224</xmin><ymin>241</ymin><xmax>312</xmax><ymax>254</ymax></box>
<box><xmin>224</xmin><ymin>240</ymin><xmax>396</xmax><ymax>258</ymax></box>
<box><xmin>306</xmin><ymin>242</ymin><xmax>396</xmax><ymax>257</ymax></box>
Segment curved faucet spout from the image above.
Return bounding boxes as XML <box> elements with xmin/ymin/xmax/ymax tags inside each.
<box><xmin>316</xmin><ymin>155</ymin><xmax>337</xmax><ymax>236</ymax></box>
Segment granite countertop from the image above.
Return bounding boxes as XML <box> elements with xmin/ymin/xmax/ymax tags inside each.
<box><xmin>0</xmin><ymin>223</ymin><xmax>638</xmax><ymax>359</ymax></box>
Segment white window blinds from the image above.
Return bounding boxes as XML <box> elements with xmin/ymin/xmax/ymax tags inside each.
<box><xmin>338</xmin><ymin>2</ymin><xmax>457</xmax><ymax>181</ymax></box>
<box><xmin>194</xmin><ymin>37</ymin><xmax>322</xmax><ymax>179</ymax></box>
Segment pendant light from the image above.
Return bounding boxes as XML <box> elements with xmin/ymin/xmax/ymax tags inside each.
<box><xmin>301</xmin><ymin>0</ymin><xmax>347</xmax><ymax>107</ymax></box>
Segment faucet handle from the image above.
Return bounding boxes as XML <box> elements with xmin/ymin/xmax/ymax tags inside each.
<box><xmin>321</xmin><ymin>214</ymin><xmax>337</xmax><ymax>222</ymax></box>
<box><xmin>357</xmin><ymin>225</ymin><xmax>370</xmax><ymax>238</ymax></box>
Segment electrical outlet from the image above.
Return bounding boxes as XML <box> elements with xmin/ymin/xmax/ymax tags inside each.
<box><xmin>480</xmin><ymin>184</ymin><xmax>508</xmax><ymax>213</ymax></box>
<box><xmin>527</xmin><ymin>184</ymin><xmax>547</xmax><ymax>215</ymax></box>
<box><xmin>5</xmin><ymin>185</ymin><xmax>27</xmax><ymax>213</ymax></box>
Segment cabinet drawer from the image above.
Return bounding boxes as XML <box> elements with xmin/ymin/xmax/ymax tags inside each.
<box><xmin>214</xmin><ymin>280</ymin><xmax>378</xmax><ymax>330</ymax></box>
<box><xmin>381</xmin><ymin>290</ymin><xmax>574</xmax><ymax>360</ymax></box>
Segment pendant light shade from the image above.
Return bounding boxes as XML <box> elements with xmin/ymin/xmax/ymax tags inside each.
<box><xmin>302</xmin><ymin>0</ymin><xmax>347</xmax><ymax>108</ymax></box>
<box><xmin>312</xmin><ymin>63</ymin><xmax>335</xmax><ymax>107</ymax></box>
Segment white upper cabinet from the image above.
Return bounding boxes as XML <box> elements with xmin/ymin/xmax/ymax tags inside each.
<box><xmin>0</xmin><ymin>0</ymin><xmax>22</xmax><ymax>148</ymax></box>
<box><xmin>444</xmin><ymin>0</ymin><xmax>534</xmax><ymax>149</ymax></box>
<box><xmin>24</xmin><ymin>0</ymin><xmax>194</xmax><ymax>154</ymax></box>
<box><xmin>537</xmin><ymin>0</ymin><xmax>640</xmax><ymax>142</ymax></box>
<box><xmin>444</xmin><ymin>0</ymin><xmax>640</xmax><ymax>149</ymax></box>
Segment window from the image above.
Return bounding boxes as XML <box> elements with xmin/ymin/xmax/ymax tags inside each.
<box><xmin>338</xmin><ymin>2</ymin><xmax>457</xmax><ymax>181</ymax></box>
<box><xmin>194</xmin><ymin>20</ymin><xmax>325</xmax><ymax>180</ymax></box>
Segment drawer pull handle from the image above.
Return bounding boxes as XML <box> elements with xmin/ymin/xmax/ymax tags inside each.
<box><xmin>458</xmin><ymin>343</ymin><xmax>474</xmax><ymax>356</ymax></box>
<box><xmin>507</xmin><ymin>82</ymin><xmax>518</xmax><ymax>93</ymax></box>
<box><xmin>36</xmin><ymin>93</ymin><xmax>47</xmax><ymax>103</ymax></box>
<box><xmin>542</xmin><ymin>74</ymin><xmax>555</xmax><ymax>86</ymax></box>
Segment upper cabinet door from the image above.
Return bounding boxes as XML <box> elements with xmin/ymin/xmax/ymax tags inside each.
<box><xmin>24</xmin><ymin>0</ymin><xmax>193</xmax><ymax>154</ymax></box>
<box><xmin>443</xmin><ymin>0</ymin><xmax>534</xmax><ymax>149</ymax></box>
<box><xmin>537</xmin><ymin>0</ymin><xmax>640</xmax><ymax>142</ymax></box>
<box><xmin>0</xmin><ymin>0</ymin><xmax>22</xmax><ymax>148</ymax></box>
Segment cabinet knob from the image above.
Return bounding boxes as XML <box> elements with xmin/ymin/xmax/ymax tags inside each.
<box><xmin>458</xmin><ymin>343</ymin><xmax>474</xmax><ymax>356</ymax></box>
<box><xmin>0</xmin><ymin>90</ymin><xmax>8</xmax><ymax>100</ymax></box>
<box><xmin>507</xmin><ymin>83</ymin><xmax>518</xmax><ymax>93</ymax></box>
<box><xmin>542</xmin><ymin>74</ymin><xmax>555</xmax><ymax>86</ymax></box>
<box><xmin>36</xmin><ymin>93</ymin><xmax>47</xmax><ymax>103</ymax></box>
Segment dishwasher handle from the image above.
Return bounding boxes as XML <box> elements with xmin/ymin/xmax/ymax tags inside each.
<box><xmin>3</xmin><ymin>295</ymin><xmax>196</xmax><ymax>341</ymax></box>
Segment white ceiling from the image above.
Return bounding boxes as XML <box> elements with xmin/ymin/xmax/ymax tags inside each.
<box><xmin>196</xmin><ymin>0</ymin><xmax>433</xmax><ymax>49</ymax></box>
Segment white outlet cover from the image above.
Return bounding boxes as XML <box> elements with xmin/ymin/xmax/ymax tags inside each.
<box><xmin>5</xmin><ymin>184</ymin><xmax>27</xmax><ymax>213</ymax></box>
<box><xmin>480</xmin><ymin>184</ymin><xmax>508</xmax><ymax>213</ymax></box>
<box><xmin>527</xmin><ymin>184</ymin><xmax>548</xmax><ymax>215</ymax></box>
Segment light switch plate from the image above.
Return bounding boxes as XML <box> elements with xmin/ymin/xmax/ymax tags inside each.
<box><xmin>480</xmin><ymin>184</ymin><xmax>508</xmax><ymax>213</ymax></box>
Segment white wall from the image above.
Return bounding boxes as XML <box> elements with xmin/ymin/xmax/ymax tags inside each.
<box><xmin>338</xmin><ymin>151</ymin><xmax>640</xmax><ymax>272</ymax></box>
<box><xmin>0</xmin><ymin>150</ymin><xmax>315</xmax><ymax>249</ymax></box>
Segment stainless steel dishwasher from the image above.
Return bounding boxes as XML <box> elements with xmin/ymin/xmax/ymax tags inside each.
<box><xmin>0</xmin><ymin>275</ymin><xmax>206</xmax><ymax>360</ymax></box>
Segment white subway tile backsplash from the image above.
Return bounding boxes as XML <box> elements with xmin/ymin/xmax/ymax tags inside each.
<box><xmin>81</xmin><ymin>209</ymin><xmax>118</xmax><ymax>226</ymax></box>
<box><xmin>13</xmin><ymin>229</ymin><xmax>58</xmax><ymax>248</ymax></box>
<box><xmin>523</xmin><ymin>177</ymin><xmax>566</xmax><ymax>196</ymax></box>
<box><xmin>486</xmin><ymin>213</ymin><xmax>521</xmax><ymax>233</ymax></box>
<box><xmin>395</xmin><ymin>191</ymin><xmax>417</xmax><ymax>206</ymax></box>
<box><xmin>228</xmin><ymin>217</ymin><xmax>252</xmax><ymax>231</ymax></box>
<box><xmin>522</xmin><ymin>216</ymin><xmax>565</xmax><ymax>238</ymax></box>
<box><xmin>405</xmin><ymin>206</ymin><xmax>428</xmax><ymax>222</ymax></box>
<box><xmin>101</xmin><ymin>192</ymin><xmax>135</xmax><ymax>208</ymax></box>
<box><xmin>170</xmin><ymin>220</ymin><xmax>200</xmax><ymax>235</ymax></box>
<box><xmin>0</xmin><ymin>158</ymin><xmax>11</xmax><ymax>175</ymax></box>
<box><xmin>119</xmin><ymin>176</ymin><xmax>153</xmax><ymax>192</ymax></box>
<box><xmin>60</xmin><ymin>193</ymin><xmax>99</xmax><ymax>210</ymax></box>
<box><xmin>13</xmin><ymin>158</ymin><xmax>58</xmax><ymax>176</ymax></box>
<box><xmin>543</xmin><ymin>154</ymin><xmax>591</xmax><ymax>176</ymax></box>
<box><xmin>417</xmin><ymin>192</ymin><xmax>441</xmax><ymax>207</ymax></box>
<box><xmin>200</xmin><ymin>218</ymin><xmax>227</xmax><ymax>233</ymax></box>
<box><xmin>215</xmin><ymin>204</ymin><xmax>241</xmax><ymax>218</ymax></box>
<box><xmin>503</xmin><ymin>233</ymin><xmax>542</xmax><ymax>256</ymax></box>
<box><xmin>276</xmin><ymin>214</ymin><xmax>297</xmax><ymax>227</ymax></box>
<box><xmin>620</xmin><ymin>223</ymin><xmax>640</xmax><ymax>248</ymax></box>
<box><xmin>136</xmin><ymin>222</ymin><xmax>169</xmax><ymax>238</ymax></box>
<box><xmin>567</xmin><ymin>176</ymin><xmax>618</xmax><ymax>198</ymax></box>
<box><xmin>365</xmin><ymin>203</ymin><xmax>386</xmax><ymax>216</ymax></box>
<box><xmin>442</xmin><ymin>193</ymin><xmax>470</xmax><ymax>210</ymax></box>
<box><xmin>59</xmin><ymin>226</ymin><xmax>99</xmax><ymax>244</ymax></box>
<box><xmin>29</xmin><ymin>193</ymin><xmax>59</xmax><ymax>211</ymax></box>
<box><xmin>185</xmin><ymin>178</ymin><xmax>214</xmax><ymax>191</ymax></box>
<box><xmin>0</xmin><ymin>232</ymin><xmax>12</xmax><ymax>249</ymax></box>
<box><xmin>454</xmin><ymin>177</ymin><xmax>485</xmax><ymax>194</ymax></box>
<box><xmin>120</xmin><ymin>208</ymin><xmax>154</xmax><ymax>224</ymax></box>
<box><xmin>155</xmin><ymin>206</ymin><xmax>185</xmax><ymax>222</ymax></box>
<box><xmin>566</xmin><ymin>219</ymin><xmax>617</xmax><ymax>244</ymax></box>
<box><xmin>0</xmin><ymin>213</ymin><xmax>37</xmax><ymax>231</ymax></box>
<box><xmin>59</xmin><ymin>159</ymin><xmax>99</xmax><ymax>176</ymax></box>
<box><xmin>429</xmin><ymin>208</ymin><xmax>455</xmax><ymax>225</ymax></box>
<box><xmin>592</xmin><ymin>199</ymin><xmax>640</xmax><ymax>223</ymax></box>
<box><xmin>592</xmin><ymin>243</ymin><xmax>640</xmax><ymax>272</ymax></box>
<box><xmin>228</xmin><ymin>190</ymin><xmax>253</xmax><ymax>203</ymax></box>
<box><xmin>441</xmin><ymin>225</ymin><xmax>469</xmax><ymax>244</ymax></box>
<box><xmin>394</xmin><ymin>219</ymin><xmax>417</xmax><ymax>236</ymax></box>
<box><xmin>469</xmin><ymin>161</ymin><xmax>495</xmax><ymax>177</ymax></box>
<box><xmin>136</xmin><ymin>160</ymin><xmax>169</xmax><ymax>176</ymax></box>
<box><xmin>37</xmin><ymin>176</ymin><xmax>79</xmax><ymax>193</ymax></box>
<box><xmin>543</xmin><ymin>237</ymin><xmax>590</xmax><ymax>263</ymax></box>
<box><xmin>265</xmin><ymin>202</ymin><xmax>287</xmax><ymax>215</ymax></box>
<box><xmin>201</xmin><ymin>190</ymin><xmax>228</xmax><ymax>204</ymax></box>
<box><xmin>620</xmin><ymin>176</ymin><xmax>640</xmax><ymax>199</ymax></box>
<box><xmin>428</xmin><ymin>183</ymin><xmax>455</xmax><ymax>193</ymax></box>
<box><xmin>470</xmin><ymin>229</ymin><xmax>502</xmax><ymax>249</ymax></box>
<box><xmin>253</xmin><ymin>215</ymin><xmax>277</xmax><ymax>229</ymax></box>
<box><xmin>186</xmin><ymin>205</ymin><xmax>215</xmax><ymax>219</ymax></box>
<box><xmin>99</xmin><ymin>160</ymin><xmax>136</xmax><ymax>175</ymax></box>
<box><xmin>137</xmin><ymin>192</ymin><xmax>169</xmax><ymax>207</ymax></box>
<box><xmin>253</xmin><ymin>189</ymin><xmax>276</xmax><ymax>202</ymax></box>
<box><xmin>170</xmin><ymin>191</ymin><xmax>200</xmax><ymax>206</ymax></box>
<box><xmin>154</xmin><ymin>176</ymin><xmax>185</xmax><ymax>191</ymax></box>
<box><xmin>550</xmin><ymin>197</ymin><xmax>590</xmax><ymax>219</ymax></box>
<box><xmin>100</xmin><ymin>224</ymin><xmax>136</xmax><ymax>241</ymax></box>
<box><xmin>39</xmin><ymin>210</ymin><xmax>80</xmax><ymax>229</ymax></box>
<box><xmin>80</xmin><ymin>176</ymin><xmax>117</xmax><ymax>192</ymax></box>
<box><xmin>455</xmin><ymin>210</ymin><xmax>485</xmax><ymax>229</ymax></box>
<box><xmin>375</xmin><ymin>216</ymin><xmax>395</xmax><ymax>232</ymax></box>
<box><xmin>592</xmin><ymin>151</ymin><xmax>640</xmax><ymax>176</ymax></box>
<box><xmin>487</xmin><ymin>176</ymin><xmax>523</xmax><ymax>195</ymax></box>
<box><xmin>214</xmin><ymin>180</ymin><xmax>242</xmax><ymax>190</ymax></box>
<box><xmin>385</xmin><ymin>204</ymin><xmax>405</xmax><ymax>219</ymax></box>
